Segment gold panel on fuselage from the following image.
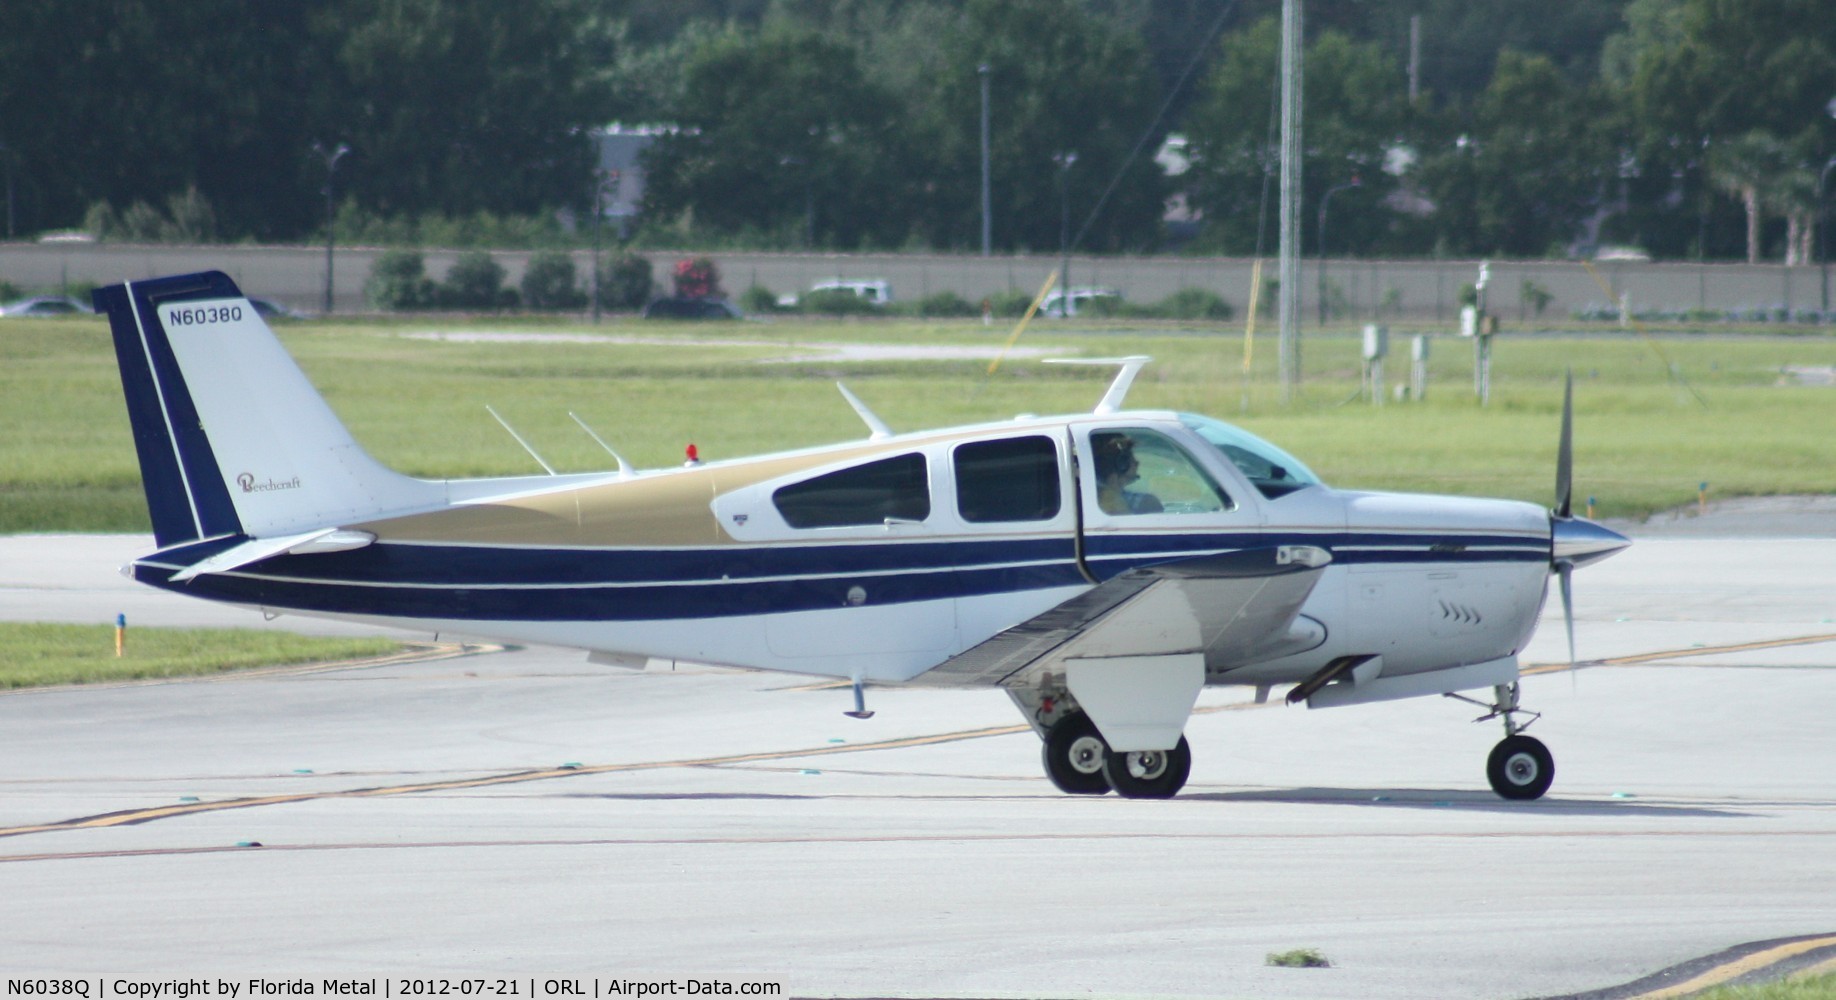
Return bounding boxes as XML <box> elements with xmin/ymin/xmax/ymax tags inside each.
<box><xmin>356</xmin><ymin>436</ymin><xmax>952</xmax><ymax>548</ymax></box>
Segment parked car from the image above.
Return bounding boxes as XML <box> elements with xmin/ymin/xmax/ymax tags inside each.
<box><xmin>776</xmin><ymin>278</ymin><xmax>892</xmax><ymax>309</ymax></box>
<box><xmin>1040</xmin><ymin>286</ymin><xmax>1120</xmax><ymax>318</ymax></box>
<box><xmin>248</xmin><ymin>297</ymin><xmax>306</xmax><ymax>320</ymax></box>
<box><xmin>0</xmin><ymin>295</ymin><xmax>93</xmax><ymax>317</ymax></box>
<box><xmin>1592</xmin><ymin>246</ymin><xmax>1651</xmax><ymax>263</ymax></box>
<box><xmin>810</xmin><ymin>278</ymin><xmax>892</xmax><ymax>304</ymax></box>
<box><xmin>642</xmin><ymin>296</ymin><xmax>743</xmax><ymax>320</ymax></box>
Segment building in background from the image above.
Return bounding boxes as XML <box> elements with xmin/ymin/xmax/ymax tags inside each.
<box><xmin>588</xmin><ymin>123</ymin><xmax>674</xmax><ymax>238</ymax></box>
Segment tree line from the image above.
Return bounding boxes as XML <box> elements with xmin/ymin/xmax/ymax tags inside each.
<box><xmin>2</xmin><ymin>0</ymin><xmax>1831</xmax><ymax>262</ymax></box>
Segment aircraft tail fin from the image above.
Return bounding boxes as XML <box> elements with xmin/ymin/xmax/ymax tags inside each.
<box><xmin>94</xmin><ymin>271</ymin><xmax>443</xmax><ymax>548</ymax></box>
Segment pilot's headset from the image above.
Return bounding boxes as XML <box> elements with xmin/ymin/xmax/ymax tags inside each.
<box><xmin>1093</xmin><ymin>434</ymin><xmax>1136</xmax><ymax>481</ymax></box>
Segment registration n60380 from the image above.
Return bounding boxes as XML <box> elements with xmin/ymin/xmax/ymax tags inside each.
<box><xmin>164</xmin><ymin>304</ymin><xmax>244</xmax><ymax>326</ymax></box>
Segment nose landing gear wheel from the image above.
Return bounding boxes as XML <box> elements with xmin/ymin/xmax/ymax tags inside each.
<box><xmin>1487</xmin><ymin>734</ymin><xmax>1554</xmax><ymax>800</ymax></box>
<box><xmin>1042</xmin><ymin>712</ymin><xmax>1112</xmax><ymax>795</ymax></box>
<box><xmin>1103</xmin><ymin>736</ymin><xmax>1192</xmax><ymax>799</ymax></box>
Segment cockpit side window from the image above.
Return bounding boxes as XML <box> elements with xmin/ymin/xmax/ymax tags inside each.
<box><xmin>773</xmin><ymin>453</ymin><xmax>930</xmax><ymax>528</ymax></box>
<box><xmin>1088</xmin><ymin>428</ymin><xmax>1233</xmax><ymax>516</ymax></box>
<box><xmin>954</xmin><ymin>436</ymin><xmax>1061</xmax><ymax>523</ymax></box>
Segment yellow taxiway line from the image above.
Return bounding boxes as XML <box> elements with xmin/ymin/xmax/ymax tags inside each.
<box><xmin>1523</xmin><ymin>632</ymin><xmax>1836</xmax><ymax>676</ymax></box>
<box><xmin>0</xmin><ymin>723</ymin><xmax>1032</xmax><ymax>840</ymax></box>
<box><xmin>4</xmin><ymin>633</ymin><xmax>1833</xmax><ymax>842</ymax></box>
<box><xmin>1625</xmin><ymin>933</ymin><xmax>1836</xmax><ymax>998</ymax></box>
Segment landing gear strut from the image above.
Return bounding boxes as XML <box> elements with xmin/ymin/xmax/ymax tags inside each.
<box><xmin>1449</xmin><ymin>682</ymin><xmax>1554</xmax><ymax>800</ymax></box>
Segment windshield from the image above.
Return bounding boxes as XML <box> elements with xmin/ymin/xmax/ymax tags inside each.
<box><xmin>1179</xmin><ymin>414</ymin><xmax>1323</xmax><ymax>499</ymax></box>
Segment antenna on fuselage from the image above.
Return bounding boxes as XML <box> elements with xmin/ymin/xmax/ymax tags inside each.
<box><xmin>1042</xmin><ymin>356</ymin><xmax>1153</xmax><ymax>414</ymax></box>
<box><xmin>836</xmin><ymin>382</ymin><xmax>894</xmax><ymax>440</ymax></box>
<box><xmin>568</xmin><ymin>412</ymin><xmax>635</xmax><ymax>478</ymax></box>
<box><xmin>485</xmin><ymin>405</ymin><xmax>557</xmax><ymax>476</ymax></box>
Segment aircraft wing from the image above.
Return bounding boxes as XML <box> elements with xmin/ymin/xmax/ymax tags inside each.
<box><xmin>911</xmin><ymin>545</ymin><xmax>1330</xmax><ymax>689</ymax></box>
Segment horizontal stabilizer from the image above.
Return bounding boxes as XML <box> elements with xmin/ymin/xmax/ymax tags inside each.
<box><xmin>169</xmin><ymin>529</ymin><xmax>374</xmax><ymax>582</ymax></box>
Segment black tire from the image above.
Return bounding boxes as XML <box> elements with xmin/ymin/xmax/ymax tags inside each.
<box><xmin>1103</xmin><ymin>736</ymin><xmax>1192</xmax><ymax>799</ymax></box>
<box><xmin>1042</xmin><ymin>712</ymin><xmax>1112</xmax><ymax>795</ymax></box>
<box><xmin>1487</xmin><ymin>734</ymin><xmax>1555</xmax><ymax>800</ymax></box>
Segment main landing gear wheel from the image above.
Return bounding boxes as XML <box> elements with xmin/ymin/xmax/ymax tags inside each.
<box><xmin>1103</xmin><ymin>737</ymin><xmax>1192</xmax><ymax>799</ymax></box>
<box><xmin>1487</xmin><ymin>734</ymin><xmax>1554</xmax><ymax>800</ymax></box>
<box><xmin>1042</xmin><ymin>712</ymin><xmax>1112</xmax><ymax>795</ymax></box>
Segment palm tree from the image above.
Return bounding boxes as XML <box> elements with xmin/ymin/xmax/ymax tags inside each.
<box><xmin>1772</xmin><ymin>157</ymin><xmax>1820</xmax><ymax>267</ymax></box>
<box><xmin>1708</xmin><ymin>131</ymin><xmax>1787</xmax><ymax>264</ymax></box>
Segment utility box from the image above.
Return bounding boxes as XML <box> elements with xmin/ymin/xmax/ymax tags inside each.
<box><xmin>1410</xmin><ymin>335</ymin><xmax>1430</xmax><ymax>402</ymax></box>
<box><xmin>1361</xmin><ymin>324</ymin><xmax>1389</xmax><ymax>406</ymax></box>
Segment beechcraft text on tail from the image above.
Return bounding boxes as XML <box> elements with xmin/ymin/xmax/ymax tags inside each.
<box><xmin>94</xmin><ymin>271</ymin><xmax>1629</xmax><ymax>800</ymax></box>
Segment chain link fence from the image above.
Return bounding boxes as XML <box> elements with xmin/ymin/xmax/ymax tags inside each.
<box><xmin>7</xmin><ymin>242</ymin><xmax>1834</xmax><ymax>326</ymax></box>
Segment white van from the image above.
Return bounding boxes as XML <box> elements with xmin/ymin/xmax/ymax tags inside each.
<box><xmin>809</xmin><ymin>278</ymin><xmax>893</xmax><ymax>304</ymax></box>
<box><xmin>1040</xmin><ymin>286</ymin><xmax>1119</xmax><ymax>317</ymax></box>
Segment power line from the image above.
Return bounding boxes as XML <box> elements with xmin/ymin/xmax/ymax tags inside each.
<box><xmin>1066</xmin><ymin>0</ymin><xmax>1241</xmax><ymax>255</ymax></box>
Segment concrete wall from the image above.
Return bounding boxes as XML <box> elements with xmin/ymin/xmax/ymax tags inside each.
<box><xmin>5</xmin><ymin>241</ymin><xmax>1833</xmax><ymax>324</ymax></box>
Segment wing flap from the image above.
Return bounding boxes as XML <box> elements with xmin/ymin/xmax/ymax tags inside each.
<box><xmin>913</xmin><ymin>546</ymin><xmax>1330</xmax><ymax>689</ymax></box>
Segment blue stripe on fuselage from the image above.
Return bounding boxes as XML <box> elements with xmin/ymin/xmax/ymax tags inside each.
<box><xmin>1079</xmin><ymin>530</ymin><xmax>1546</xmax><ymax>581</ymax></box>
<box><xmin>135</xmin><ymin>529</ymin><xmax>1548</xmax><ymax>623</ymax></box>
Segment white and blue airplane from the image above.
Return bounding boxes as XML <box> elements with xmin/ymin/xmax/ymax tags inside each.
<box><xmin>94</xmin><ymin>271</ymin><xmax>1629</xmax><ymax>800</ymax></box>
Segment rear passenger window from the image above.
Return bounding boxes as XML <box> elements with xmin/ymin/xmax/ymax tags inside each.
<box><xmin>955</xmin><ymin>436</ymin><xmax>1061</xmax><ymax>523</ymax></box>
<box><xmin>773</xmin><ymin>453</ymin><xmax>930</xmax><ymax>528</ymax></box>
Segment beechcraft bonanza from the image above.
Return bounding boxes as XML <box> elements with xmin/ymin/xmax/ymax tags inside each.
<box><xmin>96</xmin><ymin>271</ymin><xmax>1631</xmax><ymax>800</ymax></box>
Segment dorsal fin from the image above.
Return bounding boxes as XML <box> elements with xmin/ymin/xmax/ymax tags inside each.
<box><xmin>1042</xmin><ymin>356</ymin><xmax>1153</xmax><ymax>414</ymax></box>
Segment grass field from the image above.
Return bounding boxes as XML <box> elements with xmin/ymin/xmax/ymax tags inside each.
<box><xmin>0</xmin><ymin>622</ymin><xmax>400</xmax><ymax>688</ymax></box>
<box><xmin>1693</xmin><ymin>971</ymin><xmax>1836</xmax><ymax>1000</ymax></box>
<box><xmin>3</xmin><ymin>311</ymin><xmax>1835</xmax><ymax>532</ymax></box>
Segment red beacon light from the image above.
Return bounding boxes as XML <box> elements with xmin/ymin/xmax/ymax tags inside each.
<box><xmin>684</xmin><ymin>443</ymin><xmax>701</xmax><ymax>466</ymax></box>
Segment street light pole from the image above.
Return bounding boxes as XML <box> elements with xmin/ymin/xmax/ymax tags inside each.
<box><xmin>1276</xmin><ymin>0</ymin><xmax>1304</xmax><ymax>400</ymax></box>
<box><xmin>1054</xmin><ymin>151</ymin><xmax>1077</xmax><ymax>314</ymax></box>
<box><xmin>1821</xmin><ymin>155</ymin><xmax>1836</xmax><ymax>314</ymax></box>
<box><xmin>0</xmin><ymin>139</ymin><xmax>13</xmax><ymax>240</ymax></box>
<box><xmin>979</xmin><ymin>63</ymin><xmax>992</xmax><ymax>257</ymax></box>
<box><xmin>1316</xmin><ymin>177</ymin><xmax>1359</xmax><ymax>327</ymax></box>
<box><xmin>591</xmin><ymin>169</ymin><xmax>617</xmax><ymax>323</ymax></box>
<box><xmin>1822</xmin><ymin>96</ymin><xmax>1836</xmax><ymax>313</ymax></box>
<box><xmin>312</xmin><ymin>141</ymin><xmax>349</xmax><ymax>315</ymax></box>
<box><xmin>777</xmin><ymin>155</ymin><xmax>812</xmax><ymax>248</ymax></box>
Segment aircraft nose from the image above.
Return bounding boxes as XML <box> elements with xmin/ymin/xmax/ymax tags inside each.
<box><xmin>1552</xmin><ymin>516</ymin><xmax>1632</xmax><ymax>568</ymax></box>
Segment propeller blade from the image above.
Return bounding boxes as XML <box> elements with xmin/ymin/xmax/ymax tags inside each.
<box><xmin>1555</xmin><ymin>368</ymin><xmax>1573</xmax><ymax>520</ymax></box>
<box><xmin>1558</xmin><ymin>561</ymin><xmax>1576</xmax><ymax>666</ymax></box>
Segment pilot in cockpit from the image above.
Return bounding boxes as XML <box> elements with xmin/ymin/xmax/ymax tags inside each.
<box><xmin>1092</xmin><ymin>432</ymin><xmax>1164</xmax><ymax>516</ymax></box>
